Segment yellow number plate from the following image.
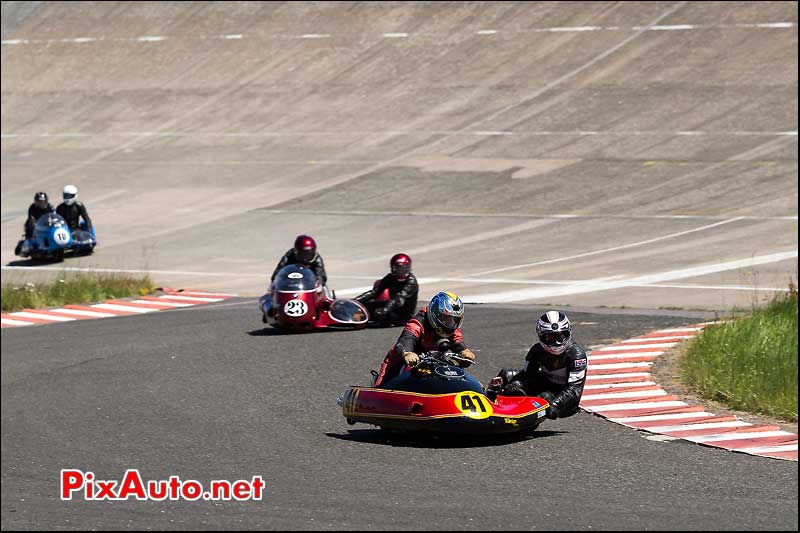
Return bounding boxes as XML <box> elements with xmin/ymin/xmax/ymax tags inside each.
<box><xmin>454</xmin><ymin>392</ymin><xmax>494</xmax><ymax>419</ymax></box>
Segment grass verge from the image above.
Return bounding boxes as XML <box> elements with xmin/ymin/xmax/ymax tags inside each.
<box><xmin>680</xmin><ymin>289</ymin><xmax>798</xmax><ymax>422</ymax></box>
<box><xmin>1</xmin><ymin>272</ymin><xmax>157</xmax><ymax>312</ymax></box>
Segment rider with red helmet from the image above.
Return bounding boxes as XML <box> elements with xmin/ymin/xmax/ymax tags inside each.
<box><xmin>271</xmin><ymin>235</ymin><xmax>328</xmax><ymax>285</ymax></box>
<box><xmin>490</xmin><ymin>310</ymin><xmax>588</xmax><ymax>420</ymax></box>
<box><xmin>355</xmin><ymin>253</ymin><xmax>418</xmax><ymax>325</ymax></box>
<box><xmin>373</xmin><ymin>291</ymin><xmax>476</xmax><ymax>388</ymax></box>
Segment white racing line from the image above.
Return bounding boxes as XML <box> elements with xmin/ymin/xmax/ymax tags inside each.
<box><xmin>1</xmin><ymin>20</ymin><xmax>795</xmax><ymax>46</ymax></box>
<box><xmin>468</xmin><ymin>217</ymin><xmax>747</xmax><ymax>277</ymax></box>
<box><xmin>3</xmin><ymin>250</ymin><xmax>795</xmax><ymax>302</ymax></box>
<box><xmin>2</xmin><ymin>129</ymin><xmax>797</xmax><ymax>139</ymax></box>
<box><xmin>3</xmin><ymin>209</ymin><xmax>795</xmax><ymax>302</ymax></box>
<box><xmin>460</xmin><ymin>250</ymin><xmax>798</xmax><ymax>303</ymax></box>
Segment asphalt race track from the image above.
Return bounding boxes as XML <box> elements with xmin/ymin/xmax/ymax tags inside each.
<box><xmin>2</xmin><ymin>303</ymin><xmax>797</xmax><ymax>530</ymax></box>
<box><xmin>1</xmin><ymin>2</ymin><xmax>798</xmax><ymax>530</ymax></box>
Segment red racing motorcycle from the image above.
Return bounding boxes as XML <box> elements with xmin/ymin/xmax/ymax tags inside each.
<box><xmin>339</xmin><ymin>351</ymin><xmax>550</xmax><ymax>435</ymax></box>
<box><xmin>259</xmin><ymin>265</ymin><xmax>368</xmax><ymax>332</ymax></box>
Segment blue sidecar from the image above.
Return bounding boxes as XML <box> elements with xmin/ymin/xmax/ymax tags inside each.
<box><xmin>15</xmin><ymin>213</ymin><xmax>96</xmax><ymax>261</ymax></box>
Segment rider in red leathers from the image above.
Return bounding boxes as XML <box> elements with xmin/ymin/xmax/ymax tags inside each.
<box><xmin>374</xmin><ymin>291</ymin><xmax>476</xmax><ymax>387</ymax></box>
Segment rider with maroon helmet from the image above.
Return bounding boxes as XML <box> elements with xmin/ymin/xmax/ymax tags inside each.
<box><xmin>355</xmin><ymin>253</ymin><xmax>419</xmax><ymax>326</ymax></box>
<box><xmin>271</xmin><ymin>235</ymin><xmax>328</xmax><ymax>285</ymax></box>
<box><xmin>489</xmin><ymin>310</ymin><xmax>588</xmax><ymax>420</ymax></box>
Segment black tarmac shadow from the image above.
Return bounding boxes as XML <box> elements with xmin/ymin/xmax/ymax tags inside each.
<box><xmin>325</xmin><ymin>428</ymin><xmax>564</xmax><ymax>448</ymax></box>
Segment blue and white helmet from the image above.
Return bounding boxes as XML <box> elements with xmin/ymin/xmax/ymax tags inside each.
<box><xmin>536</xmin><ymin>310</ymin><xmax>572</xmax><ymax>355</ymax></box>
<box><xmin>427</xmin><ymin>291</ymin><xmax>464</xmax><ymax>336</ymax></box>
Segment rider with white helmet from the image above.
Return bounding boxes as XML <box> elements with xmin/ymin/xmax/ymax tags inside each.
<box><xmin>56</xmin><ymin>184</ymin><xmax>93</xmax><ymax>233</ymax></box>
<box><xmin>491</xmin><ymin>310</ymin><xmax>588</xmax><ymax>420</ymax></box>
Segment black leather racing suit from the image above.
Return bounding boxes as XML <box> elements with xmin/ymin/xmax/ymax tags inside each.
<box><xmin>24</xmin><ymin>203</ymin><xmax>55</xmax><ymax>238</ymax></box>
<box><xmin>499</xmin><ymin>342</ymin><xmax>588</xmax><ymax>419</ymax></box>
<box><xmin>56</xmin><ymin>201</ymin><xmax>93</xmax><ymax>232</ymax></box>
<box><xmin>355</xmin><ymin>273</ymin><xmax>418</xmax><ymax>324</ymax></box>
<box><xmin>271</xmin><ymin>249</ymin><xmax>327</xmax><ymax>286</ymax></box>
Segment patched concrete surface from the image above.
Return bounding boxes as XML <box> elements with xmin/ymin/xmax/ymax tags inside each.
<box><xmin>2</xmin><ymin>1</ymin><xmax>797</xmax><ymax>311</ymax></box>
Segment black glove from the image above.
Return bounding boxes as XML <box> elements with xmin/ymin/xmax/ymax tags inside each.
<box><xmin>538</xmin><ymin>391</ymin><xmax>558</xmax><ymax>419</ymax></box>
<box><xmin>502</xmin><ymin>381</ymin><xmax>526</xmax><ymax>396</ymax></box>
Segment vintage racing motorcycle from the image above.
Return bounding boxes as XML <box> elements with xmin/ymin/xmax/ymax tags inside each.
<box><xmin>339</xmin><ymin>350</ymin><xmax>550</xmax><ymax>435</ymax></box>
<box><xmin>259</xmin><ymin>265</ymin><xmax>369</xmax><ymax>332</ymax></box>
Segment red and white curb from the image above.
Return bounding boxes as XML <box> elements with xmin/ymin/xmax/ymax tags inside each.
<box><xmin>579</xmin><ymin>325</ymin><xmax>798</xmax><ymax>462</ymax></box>
<box><xmin>1</xmin><ymin>288</ymin><xmax>235</xmax><ymax>328</ymax></box>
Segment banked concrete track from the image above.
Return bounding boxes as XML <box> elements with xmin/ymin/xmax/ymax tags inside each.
<box><xmin>1</xmin><ymin>1</ymin><xmax>796</xmax><ymax>308</ymax></box>
<box><xmin>1</xmin><ymin>2</ymin><xmax>798</xmax><ymax>530</ymax></box>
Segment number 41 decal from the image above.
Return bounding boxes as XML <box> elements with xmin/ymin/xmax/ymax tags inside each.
<box><xmin>454</xmin><ymin>392</ymin><xmax>494</xmax><ymax>419</ymax></box>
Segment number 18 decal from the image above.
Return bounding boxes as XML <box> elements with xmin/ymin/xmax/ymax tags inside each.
<box><xmin>454</xmin><ymin>391</ymin><xmax>493</xmax><ymax>419</ymax></box>
<box><xmin>53</xmin><ymin>229</ymin><xmax>70</xmax><ymax>245</ymax></box>
<box><xmin>283</xmin><ymin>299</ymin><xmax>308</xmax><ymax>317</ymax></box>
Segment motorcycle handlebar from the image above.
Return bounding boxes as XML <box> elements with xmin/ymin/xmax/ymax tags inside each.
<box><xmin>420</xmin><ymin>350</ymin><xmax>476</xmax><ymax>366</ymax></box>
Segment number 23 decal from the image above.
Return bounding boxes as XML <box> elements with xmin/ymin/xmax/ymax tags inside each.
<box><xmin>283</xmin><ymin>299</ymin><xmax>308</xmax><ymax>317</ymax></box>
<box><xmin>454</xmin><ymin>392</ymin><xmax>494</xmax><ymax>419</ymax></box>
